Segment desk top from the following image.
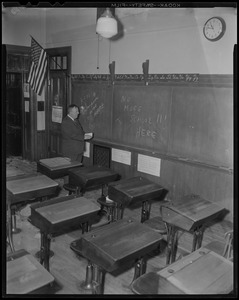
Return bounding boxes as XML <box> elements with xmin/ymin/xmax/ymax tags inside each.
<box><xmin>69</xmin><ymin>166</ymin><xmax>118</xmax><ymax>187</ymax></box>
<box><xmin>6</xmin><ymin>166</ymin><xmax>25</xmax><ymax>178</ymax></box>
<box><xmin>7</xmin><ymin>174</ymin><xmax>59</xmax><ymax>204</ymax></box>
<box><xmin>132</xmin><ymin>247</ymin><xmax>233</xmax><ymax>294</ymax></box>
<box><xmin>38</xmin><ymin>157</ymin><xmax>82</xmax><ymax>171</ymax></box>
<box><xmin>30</xmin><ymin>196</ymin><xmax>100</xmax><ymax>233</ymax></box>
<box><xmin>7</xmin><ymin>249</ymin><xmax>54</xmax><ymax>294</ymax></box>
<box><xmin>79</xmin><ymin>217</ymin><xmax>163</xmax><ymax>272</ymax></box>
<box><xmin>158</xmin><ymin>247</ymin><xmax>233</xmax><ymax>294</ymax></box>
<box><xmin>108</xmin><ymin>176</ymin><xmax>164</xmax><ymax>206</ymax></box>
<box><xmin>161</xmin><ymin>194</ymin><xmax>224</xmax><ymax>231</ymax></box>
<box><xmin>39</xmin><ymin>157</ymin><xmax>72</xmax><ymax>168</ymax></box>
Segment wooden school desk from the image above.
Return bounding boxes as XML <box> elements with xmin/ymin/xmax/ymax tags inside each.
<box><xmin>108</xmin><ymin>176</ymin><xmax>165</xmax><ymax>222</ymax></box>
<box><xmin>131</xmin><ymin>247</ymin><xmax>233</xmax><ymax>294</ymax></box>
<box><xmin>6</xmin><ymin>174</ymin><xmax>59</xmax><ymax>252</ymax></box>
<box><xmin>71</xmin><ymin>217</ymin><xmax>163</xmax><ymax>294</ymax></box>
<box><xmin>29</xmin><ymin>195</ymin><xmax>100</xmax><ymax>271</ymax></box>
<box><xmin>37</xmin><ymin>157</ymin><xmax>83</xmax><ymax>179</ymax></box>
<box><xmin>6</xmin><ymin>249</ymin><xmax>55</xmax><ymax>294</ymax></box>
<box><xmin>6</xmin><ymin>166</ymin><xmax>26</xmax><ymax>235</ymax></box>
<box><xmin>68</xmin><ymin>165</ymin><xmax>119</xmax><ymax>196</ymax></box>
<box><xmin>161</xmin><ymin>194</ymin><xmax>225</xmax><ymax>264</ymax></box>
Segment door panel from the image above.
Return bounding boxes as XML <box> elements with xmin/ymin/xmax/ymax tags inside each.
<box><xmin>48</xmin><ymin>72</ymin><xmax>67</xmax><ymax>157</ymax></box>
<box><xmin>6</xmin><ymin>73</ymin><xmax>22</xmax><ymax>156</ymax></box>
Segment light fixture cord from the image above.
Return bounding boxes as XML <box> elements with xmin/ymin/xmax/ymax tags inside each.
<box><xmin>97</xmin><ymin>34</ymin><xmax>99</xmax><ymax>69</ymax></box>
<box><xmin>109</xmin><ymin>39</ymin><xmax>111</xmax><ymax>66</ymax></box>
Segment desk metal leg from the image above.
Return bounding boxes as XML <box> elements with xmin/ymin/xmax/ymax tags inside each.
<box><xmin>77</xmin><ymin>187</ymin><xmax>84</xmax><ymax>196</ymax></box>
<box><xmin>115</xmin><ymin>204</ymin><xmax>124</xmax><ymax>221</ymax></box>
<box><xmin>132</xmin><ymin>257</ymin><xmax>146</xmax><ymax>282</ymax></box>
<box><xmin>192</xmin><ymin>226</ymin><xmax>204</xmax><ymax>252</ymax></box>
<box><xmin>197</xmin><ymin>226</ymin><xmax>204</xmax><ymax>248</ymax></box>
<box><xmin>81</xmin><ymin>222</ymin><xmax>90</xmax><ymax>234</ymax></box>
<box><xmin>78</xmin><ymin>260</ymin><xmax>94</xmax><ymax>291</ymax></box>
<box><xmin>38</xmin><ymin>232</ymin><xmax>51</xmax><ymax>271</ymax></box>
<box><xmin>165</xmin><ymin>224</ymin><xmax>178</xmax><ymax>265</ymax></box>
<box><xmin>141</xmin><ymin>201</ymin><xmax>150</xmax><ymax>223</ymax></box>
<box><xmin>11</xmin><ymin>207</ymin><xmax>21</xmax><ymax>234</ymax></box>
<box><xmin>7</xmin><ymin>203</ymin><xmax>15</xmax><ymax>253</ymax></box>
<box><xmin>165</xmin><ymin>224</ymin><xmax>172</xmax><ymax>265</ymax></box>
<box><xmin>101</xmin><ymin>184</ymin><xmax>108</xmax><ymax>197</ymax></box>
<box><xmin>171</xmin><ymin>228</ymin><xmax>178</xmax><ymax>263</ymax></box>
<box><xmin>92</xmin><ymin>264</ymin><xmax>105</xmax><ymax>294</ymax></box>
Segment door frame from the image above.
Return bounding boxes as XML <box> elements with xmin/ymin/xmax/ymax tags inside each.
<box><xmin>45</xmin><ymin>46</ymin><xmax>71</xmax><ymax>157</ymax></box>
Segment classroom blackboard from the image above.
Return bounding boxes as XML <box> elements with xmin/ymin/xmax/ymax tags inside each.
<box><xmin>72</xmin><ymin>83</ymin><xmax>112</xmax><ymax>140</ymax></box>
<box><xmin>71</xmin><ymin>79</ymin><xmax>233</xmax><ymax>169</ymax></box>
<box><xmin>112</xmin><ymin>85</ymin><xmax>172</xmax><ymax>152</ymax></box>
<box><xmin>168</xmin><ymin>86</ymin><xmax>233</xmax><ymax>168</ymax></box>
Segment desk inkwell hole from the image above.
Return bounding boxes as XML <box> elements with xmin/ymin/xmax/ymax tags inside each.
<box><xmin>168</xmin><ymin>269</ymin><xmax>174</xmax><ymax>273</ymax></box>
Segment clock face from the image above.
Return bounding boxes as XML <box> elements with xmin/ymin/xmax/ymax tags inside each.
<box><xmin>203</xmin><ymin>17</ymin><xmax>226</xmax><ymax>41</ymax></box>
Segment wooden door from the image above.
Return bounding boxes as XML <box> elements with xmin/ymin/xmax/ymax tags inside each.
<box><xmin>46</xmin><ymin>47</ymin><xmax>71</xmax><ymax>158</ymax></box>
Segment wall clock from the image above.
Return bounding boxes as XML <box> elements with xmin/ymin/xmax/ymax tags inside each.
<box><xmin>203</xmin><ymin>17</ymin><xmax>226</xmax><ymax>41</ymax></box>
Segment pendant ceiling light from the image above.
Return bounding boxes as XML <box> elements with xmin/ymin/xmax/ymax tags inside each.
<box><xmin>96</xmin><ymin>8</ymin><xmax>118</xmax><ymax>38</ymax></box>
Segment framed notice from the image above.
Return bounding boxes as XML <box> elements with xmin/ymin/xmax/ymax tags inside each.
<box><xmin>52</xmin><ymin>106</ymin><xmax>63</xmax><ymax>123</ymax></box>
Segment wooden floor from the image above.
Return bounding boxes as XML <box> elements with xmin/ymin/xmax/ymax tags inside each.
<box><xmin>6</xmin><ymin>156</ymin><xmax>233</xmax><ymax>295</ymax></box>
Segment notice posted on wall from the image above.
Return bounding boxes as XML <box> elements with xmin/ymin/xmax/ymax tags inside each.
<box><xmin>37</xmin><ymin>111</ymin><xmax>45</xmax><ymax>131</ymax></box>
<box><xmin>23</xmin><ymin>83</ymin><xmax>30</xmax><ymax>98</ymax></box>
<box><xmin>137</xmin><ymin>154</ymin><xmax>161</xmax><ymax>177</ymax></box>
<box><xmin>24</xmin><ymin>101</ymin><xmax>29</xmax><ymax>112</ymax></box>
<box><xmin>112</xmin><ymin>148</ymin><xmax>131</xmax><ymax>165</ymax></box>
<box><xmin>83</xmin><ymin>142</ymin><xmax>90</xmax><ymax>158</ymax></box>
<box><xmin>52</xmin><ymin>106</ymin><xmax>63</xmax><ymax>123</ymax></box>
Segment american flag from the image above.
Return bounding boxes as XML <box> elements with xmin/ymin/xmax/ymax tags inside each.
<box><xmin>27</xmin><ymin>37</ymin><xmax>47</xmax><ymax>95</ymax></box>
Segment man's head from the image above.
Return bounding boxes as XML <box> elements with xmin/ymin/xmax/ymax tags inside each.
<box><xmin>68</xmin><ymin>104</ymin><xmax>79</xmax><ymax>120</ymax></box>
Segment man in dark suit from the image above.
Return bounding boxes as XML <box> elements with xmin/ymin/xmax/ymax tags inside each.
<box><xmin>61</xmin><ymin>104</ymin><xmax>85</xmax><ymax>162</ymax></box>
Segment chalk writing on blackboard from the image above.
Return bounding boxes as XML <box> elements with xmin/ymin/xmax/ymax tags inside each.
<box><xmin>79</xmin><ymin>91</ymin><xmax>105</xmax><ymax>131</ymax></box>
<box><xmin>120</xmin><ymin>94</ymin><xmax>162</xmax><ymax>141</ymax></box>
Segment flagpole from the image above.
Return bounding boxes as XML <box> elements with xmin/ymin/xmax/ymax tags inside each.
<box><xmin>29</xmin><ymin>35</ymin><xmax>70</xmax><ymax>78</ymax></box>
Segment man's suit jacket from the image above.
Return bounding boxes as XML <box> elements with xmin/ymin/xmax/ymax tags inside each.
<box><xmin>61</xmin><ymin>115</ymin><xmax>85</xmax><ymax>161</ymax></box>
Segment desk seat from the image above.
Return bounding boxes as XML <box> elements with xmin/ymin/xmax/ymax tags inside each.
<box><xmin>37</xmin><ymin>157</ymin><xmax>83</xmax><ymax>179</ymax></box>
<box><xmin>7</xmin><ymin>249</ymin><xmax>54</xmax><ymax>294</ymax></box>
<box><xmin>71</xmin><ymin>217</ymin><xmax>163</xmax><ymax>294</ymax></box>
<box><xmin>68</xmin><ymin>166</ymin><xmax>119</xmax><ymax>196</ymax></box>
<box><xmin>29</xmin><ymin>195</ymin><xmax>101</xmax><ymax>271</ymax></box>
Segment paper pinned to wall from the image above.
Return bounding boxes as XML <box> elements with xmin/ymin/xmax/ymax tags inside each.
<box><xmin>23</xmin><ymin>83</ymin><xmax>30</xmax><ymax>98</ymax></box>
<box><xmin>137</xmin><ymin>154</ymin><xmax>161</xmax><ymax>177</ymax></box>
<box><xmin>112</xmin><ymin>148</ymin><xmax>131</xmax><ymax>165</ymax></box>
<box><xmin>37</xmin><ymin>111</ymin><xmax>45</xmax><ymax>131</ymax></box>
<box><xmin>25</xmin><ymin>101</ymin><xmax>29</xmax><ymax>112</ymax></box>
<box><xmin>83</xmin><ymin>142</ymin><xmax>90</xmax><ymax>157</ymax></box>
<box><xmin>52</xmin><ymin>106</ymin><xmax>63</xmax><ymax>123</ymax></box>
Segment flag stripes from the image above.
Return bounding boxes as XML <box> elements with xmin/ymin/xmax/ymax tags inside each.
<box><xmin>27</xmin><ymin>37</ymin><xmax>47</xmax><ymax>95</ymax></box>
